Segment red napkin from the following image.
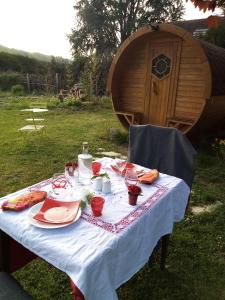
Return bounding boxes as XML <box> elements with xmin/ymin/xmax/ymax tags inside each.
<box><xmin>111</xmin><ymin>161</ymin><xmax>134</xmax><ymax>175</ymax></box>
<box><xmin>1</xmin><ymin>191</ymin><xmax>47</xmax><ymax>211</ymax></box>
<box><xmin>33</xmin><ymin>198</ymin><xmax>80</xmax><ymax>224</ymax></box>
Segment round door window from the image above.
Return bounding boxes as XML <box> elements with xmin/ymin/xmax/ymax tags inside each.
<box><xmin>152</xmin><ymin>54</ymin><xmax>171</xmax><ymax>79</ymax></box>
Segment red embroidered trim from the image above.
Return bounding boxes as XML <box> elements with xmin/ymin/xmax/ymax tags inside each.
<box><xmin>81</xmin><ymin>184</ymin><xmax>168</xmax><ymax>234</ymax></box>
<box><xmin>29</xmin><ymin>178</ymin><xmax>52</xmax><ymax>191</ymax></box>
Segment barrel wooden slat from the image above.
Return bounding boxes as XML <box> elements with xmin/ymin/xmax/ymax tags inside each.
<box><xmin>176</xmin><ymin>102</ymin><xmax>203</xmax><ymax>109</ymax></box>
<box><xmin>179</xmin><ymin>81</ymin><xmax>205</xmax><ymax>87</ymax></box>
<box><xmin>120</xmin><ymin>87</ymin><xmax>145</xmax><ymax>93</ymax></box>
<box><xmin>177</xmin><ymin>89</ymin><xmax>205</xmax><ymax>97</ymax></box>
<box><xmin>179</xmin><ymin>68</ymin><xmax>203</xmax><ymax>75</ymax></box>
<box><xmin>176</xmin><ymin>96</ymin><xmax>205</xmax><ymax>104</ymax></box>
<box><xmin>178</xmin><ymin>74</ymin><xmax>206</xmax><ymax>81</ymax></box>
<box><xmin>180</xmin><ymin>57</ymin><xmax>202</xmax><ymax>64</ymax></box>
<box><xmin>180</xmin><ymin>64</ymin><xmax>203</xmax><ymax>72</ymax></box>
<box><xmin>121</xmin><ymin>73</ymin><xmax>145</xmax><ymax>79</ymax></box>
<box><xmin>178</xmin><ymin>84</ymin><xmax>205</xmax><ymax>91</ymax></box>
<box><xmin>120</xmin><ymin>83</ymin><xmax>145</xmax><ymax>88</ymax></box>
<box><xmin>122</xmin><ymin>104</ymin><xmax>144</xmax><ymax>111</ymax></box>
<box><xmin>175</xmin><ymin>110</ymin><xmax>199</xmax><ymax>119</ymax></box>
<box><xmin>120</xmin><ymin>98</ymin><xmax>144</xmax><ymax>106</ymax></box>
<box><xmin>176</xmin><ymin>106</ymin><xmax>201</xmax><ymax>114</ymax></box>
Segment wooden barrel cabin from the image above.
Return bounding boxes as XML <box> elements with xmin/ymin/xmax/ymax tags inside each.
<box><xmin>107</xmin><ymin>24</ymin><xmax>225</xmax><ymax>140</ymax></box>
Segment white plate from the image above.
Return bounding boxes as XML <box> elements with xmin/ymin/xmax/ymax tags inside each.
<box><xmin>27</xmin><ymin>202</ymin><xmax>82</xmax><ymax>229</ymax></box>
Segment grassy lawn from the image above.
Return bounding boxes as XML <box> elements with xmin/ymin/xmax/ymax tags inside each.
<box><xmin>0</xmin><ymin>96</ymin><xmax>225</xmax><ymax>300</ymax></box>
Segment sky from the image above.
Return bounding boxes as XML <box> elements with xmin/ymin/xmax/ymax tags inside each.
<box><xmin>0</xmin><ymin>0</ymin><xmax>222</xmax><ymax>59</ymax></box>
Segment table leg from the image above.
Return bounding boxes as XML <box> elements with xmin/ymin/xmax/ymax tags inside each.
<box><xmin>70</xmin><ymin>278</ymin><xmax>85</xmax><ymax>300</ymax></box>
<box><xmin>160</xmin><ymin>234</ymin><xmax>170</xmax><ymax>270</ymax></box>
<box><xmin>0</xmin><ymin>229</ymin><xmax>9</xmax><ymax>271</ymax></box>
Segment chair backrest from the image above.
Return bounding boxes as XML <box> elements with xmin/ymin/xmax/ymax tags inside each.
<box><xmin>128</xmin><ymin>125</ymin><xmax>197</xmax><ymax>188</ymax></box>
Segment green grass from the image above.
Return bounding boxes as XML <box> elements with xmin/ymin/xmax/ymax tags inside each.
<box><xmin>1</xmin><ymin>97</ymin><xmax>225</xmax><ymax>300</ymax></box>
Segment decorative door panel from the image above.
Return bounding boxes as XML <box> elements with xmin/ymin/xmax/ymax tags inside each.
<box><xmin>144</xmin><ymin>39</ymin><xmax>181</xmax><ymax>126</ymax></box>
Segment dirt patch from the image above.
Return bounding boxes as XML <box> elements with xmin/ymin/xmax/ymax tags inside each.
<box><xmin>191</xmin><ymin>201</ymin><xmax>223</xmax><ymax>215</ymax></box>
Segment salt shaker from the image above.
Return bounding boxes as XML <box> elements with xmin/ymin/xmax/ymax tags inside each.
<box><xmin>102</xmin><ymin>178</ymin><xmax>111</xmax><ymax>194</ymax></box>
<box><xmin>93</xmin><ymin>177</ymin><xmax>103</xmax><ymax>191</ymax></box>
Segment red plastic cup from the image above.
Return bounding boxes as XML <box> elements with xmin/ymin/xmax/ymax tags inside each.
<box><xmin>92</xmin><ymin>162</ymin><xmax>101</xmax><ymax>176</ymax></box>
<box><xmin>128</xmin><ymin>192</ymin><xmax>138</xmax><ymax>206</ymax></box>
<box><xmin>91</xmin><ymin>196</ymin><xmax>105</xmax><ymax>217</ymax></box>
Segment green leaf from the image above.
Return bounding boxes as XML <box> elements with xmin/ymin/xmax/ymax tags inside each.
<box><xmin>86</xmin><ymin>192</ymin><xmax>94</xmax><ymax>204</ymax></box>
<box><xmin>80</xmin><ymin>200</ymin><xmax>86</xmax><ymax>210</ymax></box>
<box><xmin>91</xmin><ymin>172</ymin><xmax>109</xmax><ymax>180</ymax></box>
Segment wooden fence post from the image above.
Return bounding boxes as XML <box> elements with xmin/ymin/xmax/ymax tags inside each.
<box><xmin>55</xmin><ymin>73</ymin><xmax>59</xmax><ymax>94</ymax></box>
<box><xmin>26</xmin><ymin>73</ymin><xmax>31</xmax><ymax>94</ymax></box>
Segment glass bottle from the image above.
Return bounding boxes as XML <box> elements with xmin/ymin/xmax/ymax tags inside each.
<box><xmin>78</xmin><ymin>142</ymin><xmax>93</xmax><ymax>185</ymax></box>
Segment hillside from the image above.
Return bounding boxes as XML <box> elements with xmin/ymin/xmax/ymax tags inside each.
<box><xmin>0</xmin><ymin>44</ymin><xmax>69</xmax><ymax>63</ymax></box>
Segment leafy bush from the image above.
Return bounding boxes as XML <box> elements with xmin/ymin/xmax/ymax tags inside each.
<box><xmin>114</xmin><ymin>130</ymin><xmax>129</xmax><ymax>144</ymax></box>
<box><xmin>0</xmin><ymin>72</ymin><xmax>24</xmax><ymax>91</ymax></box>
<box><xmin>203</xmin><ymin>24</ymin><xmax>225</xmax><ymax>48</ymax></box>
<box><xmin>46</xmin><ymin>97</ymin><xmax>60</xmax><ymax>109</ymax></box>
<box><xmin>11</xmin><ymin>84</ymin><xmax>25</xmax><ymax>96</ymax></box>
<box><xmin>106</xmin><ymin>128</ymin><xmax>128</xmax><ymax>144</ymax></box>
<box><xmin>212</xmin><ymin>138</ymin><xmax>225</xmax><ymax>160</ymax></box>
<box><xmin>98</xmin><ymin>96</ymin><xmax>112</xmax><ymax>109</ymax></box>
<box><xmin>66</xmin><ymin>98</ymin><xmax>83</xmax><ymax>108</ymax></box>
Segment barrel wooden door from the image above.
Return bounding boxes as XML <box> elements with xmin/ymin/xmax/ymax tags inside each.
<box><xmin>144</xmin><ymin>38</ymin><xmax>182</xmax><ymax>125</ymax></box>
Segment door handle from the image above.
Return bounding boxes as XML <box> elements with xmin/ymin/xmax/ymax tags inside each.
<box><xmin>152</xmin><ymin>81</ymin><xmax>158</xmax><ymax>95</ymax></box>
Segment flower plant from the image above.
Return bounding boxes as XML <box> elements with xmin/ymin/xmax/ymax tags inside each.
<box><xmin>212</xmin><ymin>138</ymin><xmax>225</xmax><ymax>160</ymax></box>
<box><xmin>128</xmin><ymin>185</ymin><xmax>142</xmax><ymax>195</ymax></box>
<box><xmin>80</xmin><ymin>191</ymin><xmax>94</xmax><ymax>210</ymax></box>
<box><xmin>91</xmin><ymin>172</ymin><xmax>109</xmax><ymax>180</ymax></box>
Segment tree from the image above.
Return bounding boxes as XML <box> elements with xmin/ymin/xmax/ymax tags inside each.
<box><xmin>69</xmin><ymin>0</ymin><xmax>185</xmax><ymax>95</ymax></box>
<box><xmin>69</xmin><ymin>55</ymin><xmax>89</xmax><ymax>83</ymax></box>
<box><xmin>46</xmin><ymin>57</ymin><xmax>70</xmax><ymax>92</ymax></box>
<box><xmin>203</xmin><ymin>24</ymin><xmax>225</xmax><ymax>48</ymax></box>
<box><xmin>69</xmin><ymin>0</ymin><xmax>185</xmax><ymax>56</ymax></box>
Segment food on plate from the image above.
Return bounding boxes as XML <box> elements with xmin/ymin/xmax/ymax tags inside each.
<box><xmin>138</xmin><ymin>170</ymin><xmax>159</xmax><ymax>184</ymax></box>
<box><xmin>1</xmin><ymin>191</ymin><xmax>47</xmax><ymax>211</ymax></box>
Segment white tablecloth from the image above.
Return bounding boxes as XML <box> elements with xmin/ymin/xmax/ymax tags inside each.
<box><xmin>0</xmin><ymin>157</ymin><xmax>189</xmax><ymax>300</ymax></box>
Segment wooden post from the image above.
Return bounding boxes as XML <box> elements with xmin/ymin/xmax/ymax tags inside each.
<box><xmin>55</xmin><ymin>73</ymin><xmax>59</xmax><ymax>94</ymax></box>
<box><xmin>89</xmin><ymin>73</ymin><xmax>93</xmax><ymax>101</ymax></box>
<box><xmin>26</xmin><ymin>73</ymin><xmax>30</xmax><ymax>94</ymax></box>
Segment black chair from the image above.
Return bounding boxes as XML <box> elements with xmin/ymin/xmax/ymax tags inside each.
<box><xmin>128</xmin><ymin>124</ymin><xmax>197</xmax><ymax>269</ymax></box>
<box><xmin>0</xmin><ymin>272</ymin><xmax>34</xmax><ymax>300</ymax></box>
<box><xmin>0</xmin><ymin>231</ymin><xmax>35</xmax><ymax>300</ymax></box>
